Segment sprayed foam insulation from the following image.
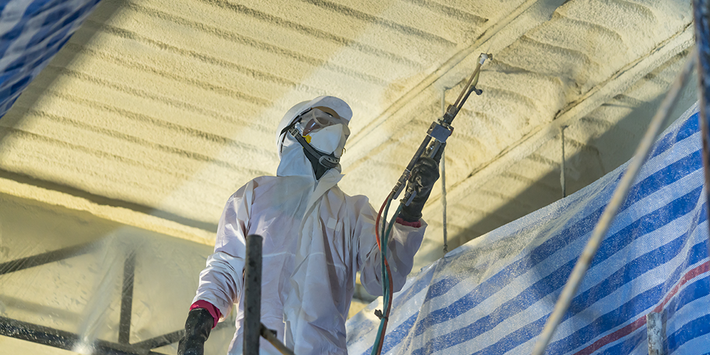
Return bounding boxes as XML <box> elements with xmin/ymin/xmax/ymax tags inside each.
<box><xmin>0</xmin><ymin>0</ymin><xmax>692</xmax><ymax>272</ymax></box>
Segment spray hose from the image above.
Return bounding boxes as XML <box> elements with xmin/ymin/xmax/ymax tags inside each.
<box><xmin>370</xmin><ymin>193</ymin><xmax>400</xmax><ymax>355</ymax></box>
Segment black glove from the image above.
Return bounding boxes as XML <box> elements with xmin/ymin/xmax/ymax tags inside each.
<box><xmin>399</xmin><ymin>156</ymin><xmax>440</xmax><ymax>222</ymax></box>
<box><xmin>177</xmin><ymin>308</ymin><xmax>214</xmax><ymax>355</ymax></box>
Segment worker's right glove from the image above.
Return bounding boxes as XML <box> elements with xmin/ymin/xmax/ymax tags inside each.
<box><xmin>399</xmin><ymin>156</ymin><xmax>440</xmax><ymax>222</ymax></box>
<box><xmin>177</xmin><ymin>308</ymin><xmax>214</xmax><ymax>355</ymax></box>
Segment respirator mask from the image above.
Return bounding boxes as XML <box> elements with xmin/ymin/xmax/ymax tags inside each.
<box><xmin>294</xmin><ymin>108</ymin><xmax>350</xmax><ymax>158</ymax></box>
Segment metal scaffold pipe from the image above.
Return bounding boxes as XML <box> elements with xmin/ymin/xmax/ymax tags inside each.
<box><xmin>531</xmin><ymin>50</ymin><xmax>697</xmax><ymax>355</ymax></box>
<box><xmin>441</xmin><ymin>88</ymin><xmax>448</xmax><ymax>254</ymax></box>
<box><xmin>693</xmin><ymin>0</ymin><xmax>710</xmax><ymax>260</ymax></box>
<box><xmin>260</xmin><ymin>323</ymin><xmax>295</xmax><ymax>355</ymax></box>
<box><xmin>243</xmin><ymin>234</ymin><xmax>295</xmax><ymax>355</ymax></box>
<box><xmin>560</xmin><ymin>126</ymin><xmax>568</xmax><ymax>198</ymax></box>
<box><xmin>244</xmin><ymin>234</ymin><xmax>263</xmax><ymax>355</ymax></box>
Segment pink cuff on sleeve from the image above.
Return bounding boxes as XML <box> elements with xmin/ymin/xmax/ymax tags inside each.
<box><xmin>190</xmin><ymin>300</ymin><xmax>221</xmax><ymax>329</ymax></box>
<box><xmin>396</xmin><ymin>217</ymin><xmax>421</xmax><ymax>228</ymax></box>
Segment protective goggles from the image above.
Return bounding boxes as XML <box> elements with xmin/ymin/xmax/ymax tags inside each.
<box><xmin>298</xmin><ymin>107</ymin><xmax>348</xmax><ymax>136</ymax></box>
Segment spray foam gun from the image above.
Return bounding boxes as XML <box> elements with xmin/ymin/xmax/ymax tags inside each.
<box><xmin>369</xmin><ymin>53</ymin><xmax>492</xmax><ymax>355</ymax></box>
<box><xmin>391</xmin><ymin>53</ymin><xmax>492</xmax><ymax>206</ymax></box>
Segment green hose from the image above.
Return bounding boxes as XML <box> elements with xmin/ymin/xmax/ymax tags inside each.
<box><xmin>370</xmin><ymin>200</ymin><xmax>402</xmax><ymax>355</ymax></box>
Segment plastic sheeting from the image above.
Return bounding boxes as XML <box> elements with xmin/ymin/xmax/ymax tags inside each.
<box><xmin>0</xmin><ymin>192</ymin><xmax>236</xmax><ymax>354</ymax></box>
<box><xmin>0</xmin><ymin>0</ymin><xmax>100</xmax><ymax>119</ymax></box>
<box><xmin>346</xmin><ymin>103</ymin><xmax>710</xmax><ymax>354</ymax></box>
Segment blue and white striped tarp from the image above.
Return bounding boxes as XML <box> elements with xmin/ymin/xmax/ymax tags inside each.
<box><xmin>347</xmin><ymin>103</ymin><xmax>710</xmax><ymax>355</ymax></box>
<box><xmin>0</xmin><ymin>0</ymin><xmax>100</xmax><ymax>119</ymax></box>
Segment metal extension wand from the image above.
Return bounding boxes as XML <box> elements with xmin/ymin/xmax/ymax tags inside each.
<box><xmin>390</xmin><ymin>53</ymin><xmax>492</xmax><ymax>206</ymax></box>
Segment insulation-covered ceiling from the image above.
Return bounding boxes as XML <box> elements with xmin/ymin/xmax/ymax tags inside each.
<box><xmin>0</xmin><ymin>0</ymin><xmax>699</xmax><ymax>278</ymax></box>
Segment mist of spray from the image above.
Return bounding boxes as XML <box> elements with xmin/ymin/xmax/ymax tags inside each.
<box><xmin>72</xmin><ymin>234</ymin><xmax>127</xmax><ymax>354</ymax></box>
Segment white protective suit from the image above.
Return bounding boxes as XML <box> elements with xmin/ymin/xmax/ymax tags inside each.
<box><xmin>193</xmin><ymin>96</ymin><xmax>427</xmax><ymax>355</ymax></box>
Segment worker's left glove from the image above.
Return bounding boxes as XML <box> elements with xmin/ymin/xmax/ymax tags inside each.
<box><xmin>399</xmin><ymin>157</ymin><xmax>440</xmax><ymax>222</ymax></box>
<box><xmin>177</xmin><ymin>308</ymin><xmax>214</xmax><ymax>355</ymax></box>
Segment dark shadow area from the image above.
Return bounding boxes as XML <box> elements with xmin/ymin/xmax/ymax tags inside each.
<box><xmin>448</xmin><ymin>167</ymin><xmax>567</xmax><ymax>250</ymax></box>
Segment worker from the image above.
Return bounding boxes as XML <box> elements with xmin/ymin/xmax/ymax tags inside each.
<box><xmin>178</xmin><ymin>96</ymin><xmax>440</xmax><ymax>355</ymax></box>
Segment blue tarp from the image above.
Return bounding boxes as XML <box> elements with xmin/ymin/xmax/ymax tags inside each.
<box><xmin>0</xmin><ymin>0</ymin><xmax>100</xmax><ymax>119</ymax></box>
<box><xmin>347</xmin><ymin>103</ymin><xmax>710</xmax><ymax>354</ymax></box>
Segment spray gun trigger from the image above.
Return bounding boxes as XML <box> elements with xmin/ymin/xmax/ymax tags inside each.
<box><xmin>403</xmin><ymin>189</ymin><xmax>417</xmax><ymax>206</ymax></box>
